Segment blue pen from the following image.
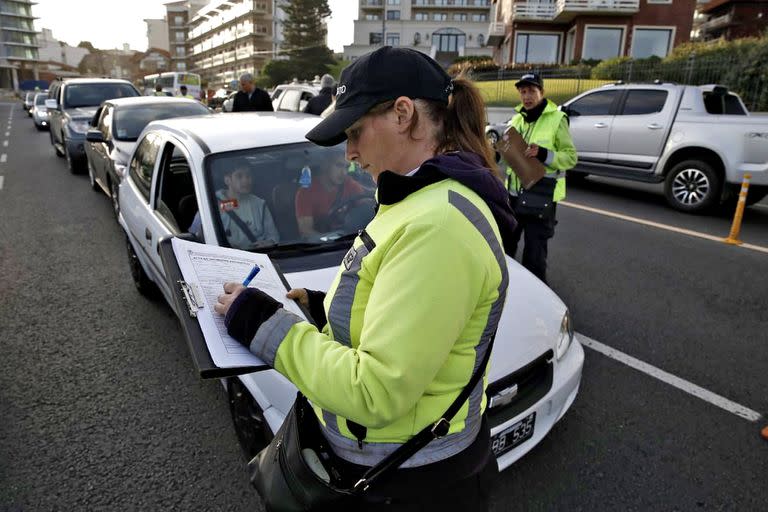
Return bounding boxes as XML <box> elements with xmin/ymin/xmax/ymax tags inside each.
<box><xmin>242</xmin><ymin>264</ymin><xmax>261</xmax><ymax>287</ymax></box>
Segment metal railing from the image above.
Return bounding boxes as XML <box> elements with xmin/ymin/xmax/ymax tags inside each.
<box><xmin>513</xmin><ymin>0</ymin><xmax>639</xmax><ymax>20</ymax></box>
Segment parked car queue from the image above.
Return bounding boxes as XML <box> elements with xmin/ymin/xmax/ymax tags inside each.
<box><xmin>25</xmin><ymin>84</ymin><xmax>584</xmax><ymax>479</ymax></box>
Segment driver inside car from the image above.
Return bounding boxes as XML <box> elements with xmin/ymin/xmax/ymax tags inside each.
<box><xmin>216</xmin><ymin>166</ymin><xmax>280</xmax><ymax>248</ymax></box>
<box><xmin>294</xmin><ymin>159</ymin><xmax>372</xmax><ymax>238</ymax></box>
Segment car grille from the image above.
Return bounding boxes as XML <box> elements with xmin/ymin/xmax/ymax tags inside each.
<box><xmin>485</xmin><ymin>349</ymin><xmax>554</xmax><ymax>429</ymax></box>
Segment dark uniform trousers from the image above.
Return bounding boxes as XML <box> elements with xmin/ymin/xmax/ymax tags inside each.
<box><xmin>508</xmin><ymin>203</ymin><xmax>557</xmax><ymax>284</ymax></box>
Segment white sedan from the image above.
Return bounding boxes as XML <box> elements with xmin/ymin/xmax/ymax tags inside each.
<box><xmin>117</xmin><ymin>112</ymin><xmax>584</xmax><ymax>471</ymax></box>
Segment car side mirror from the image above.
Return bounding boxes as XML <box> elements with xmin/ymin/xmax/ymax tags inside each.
<box><xmin>86</xmin><ymin>129</ymin><xmax>106</xmax><ymax>143</ymax></box>
<box><xmin>561</xmin><ymin>105</ymin><xmax>577</xmax><ymax>118</ymax></box>
<box><xmin>44</xmin><ymin>99</ymin><xmax>58</xmax><ymax>110</ymax></box>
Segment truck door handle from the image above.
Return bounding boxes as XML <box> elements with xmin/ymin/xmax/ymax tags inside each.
<box><xmin>647</xmin><ymin>123</ymin><xmax>663</xmax><ymax>130</ymax></box>
<box><xmin>594</xmin><ymin>122</ymin><xmax>607</xmax><ymax>128</ymax></box>
<box><xmin>145</xmin><ymin>228</ymin><xmax>152</xmax><ymax>241</ymax></box>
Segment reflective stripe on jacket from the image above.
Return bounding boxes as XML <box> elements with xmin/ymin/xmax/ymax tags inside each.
<box><xmin>506</xmin><ymin>99</ymin><xmax>577</xmax><ymax>202</ymax></box>
<box><xmin>257</xmin><ymin>178</ymin><xmax>508</xmax><ymax>467</ymax></box>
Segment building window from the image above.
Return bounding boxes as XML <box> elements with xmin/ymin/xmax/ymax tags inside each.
<box><xmin>176</xmin><ymin>46</ymin><xmax>186</xmax><ymax>57</ymax></box>
<box><xmin>370</xmin><ymin>32</ymin><xmax>383</xmax><ymax>45</ymax></box>
<box><xmin>454</xmin><ymin>13</ymin><xmax>467</xmax><ymax>21</ymax></box>
<box><xmin>433</xmin><ymin>13</ymin><xmax>447</xmax><ymax>21</ymax></box>
<box><xmin>387</xmin><ymin>0</ymin><xmax>400</xmax><ymax>4</ymax></box>
<box><xmin>582</xmin><ymin>27</ymin><xmax>624</xmax><ymax>61</ymax></box>
<box><xmin>414</xmin><ymin>32</ymin><xmax>421</xmax><ymax>45</ymax></box>
<box><xmin>647</xmin><ymin>0</ymin><xmax>672</xmax><ymax>3</ymax></box>
<box><xmin>515</xmin><ymin>33</ymin><xmax>560</xmax><ymax>64</ymax></box>
<box><xmin>477</xmin><ymin>33</ymin><xmax>485</xmax><ymax>46</ymax></box>
<box><xmin>414</xmin><ymin>12</ymin><xmax>427</xmax><ymax>21</ymax></box>
<box><xmin>175</xmin><ymin>31</ymin><xmax>185</xmax><ymax>42</ymax></box>
<box><xmin>177</xmin><ymin>62</ymin><xmax>186</xmax><ymax>71</ymax></box>
<box><xmin>433</xmin><ymin>29</ymin><xmax>466</xmax><ymax>53</ymax></box>
<box><xmin>174</xmin><ymin>15</ymin><xmax>183</xmax><ymax>25</ymax></box>
<box><xmin>387</xmin><ymin>10</ymin><xmax>400</xmax><ymax>20</ymax></box>
<box><xmin>471</xmin><ymin>14</ymin><xmax>487</xmax><ymax>22</ymax></box>
<box><xmin>386</xmin><ymin>33</ymin><xmax>400</xmax><ymax>46</ymax></box>
<box><xmin>365</xmin><ymin>14</ymin><xmax>380</xmax><ymax>20</ymax></box>
<box><xmin>631</xmin><ymin>28</ymin><xmax>672</xmax><ymax>58</ymax></box>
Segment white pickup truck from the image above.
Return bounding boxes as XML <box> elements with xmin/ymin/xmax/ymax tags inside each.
<box><xmin>561</xmin><ymin>83</ymin><xmax>768</xmax><ymax>212</ymax></box>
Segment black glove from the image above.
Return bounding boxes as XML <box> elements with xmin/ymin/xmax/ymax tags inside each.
<box><xmin>536</xmin><ymin>146</ymin><xmax>549</xmax><ymax>163</ymax></box>
<box><xmin>225</xmin><ymin>288</ymin><xmax>282</xmax><ymax>347</ymax></box>
<box><xmin>305</xmin><ymin>289</ymin><xmax>327</xmax><ymax>329</ymax></box>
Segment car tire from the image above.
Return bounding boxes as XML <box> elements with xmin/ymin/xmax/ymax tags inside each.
<box><xmin>125</xmin><ymin>237</ymin><xmax>158</xmax><ymax>298</ymax></box>
<box><xmin>87</xmin><ymin>159</ymin><xmax>98</xmax><ymax>191</ymax></box>
<box><xmin>664</xmin><ymin>160</ymin><xmax>721</xmax><ymax>213</ymax></box>
<box><xmin>227</xmin><ymin>377</ymin><xmax>274</xmax><ymax>460</ymax></box>
<box><xmin>109</xmin><ymin>178</ymin><xmax>120</xmax><ymax>219</ymax></box>
<box><xmin>65</xmin><ymin>142</ymin><xmax>84</xmax><ymax>175</ymax></box>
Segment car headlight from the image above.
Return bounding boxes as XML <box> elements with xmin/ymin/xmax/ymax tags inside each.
<box><xmin>68</xmin><ymin>120</ymin><xmax>91</xmax><ymax>133</ymax></box>
<box><xmin>556</xmin><ymin>309</ymin><xmax>574</xmax><ymax>360</ymax></box>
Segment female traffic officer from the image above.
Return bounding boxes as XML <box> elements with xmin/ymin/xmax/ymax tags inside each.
<box><xmin>214</xmin><ymin>46</ymin><xmax>518</xmax><ymax>511</ymax></box>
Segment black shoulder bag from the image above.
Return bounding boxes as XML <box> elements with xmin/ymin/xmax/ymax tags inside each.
<box><xmin>514</xmin><ymin>177</ymin><xmax>557</xmax><ymax>220</ymax></box>
<box><xmin>248</xmin><ymin>336</ymin><xmax>495</xmax><ymax>511</ymax></box>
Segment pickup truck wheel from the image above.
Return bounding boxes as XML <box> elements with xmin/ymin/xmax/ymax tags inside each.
<box><xmin>664</xmin><ymin>160</ymin><xmax>721</xmax><ymax>213</ymax></box>
<box><xmin>125</xmin><ymin>237</ymin><xmax>158</xmax><ymax>298</ymax></box>
<box><xmin>228</xmin><ymin>377</ymin><xmax>273</xmax><ymax>460</ymax></box>
<box><xmin>65</xmin><ymin>144</ymin><xmax>84</xmax><ymax>174</ymax></box>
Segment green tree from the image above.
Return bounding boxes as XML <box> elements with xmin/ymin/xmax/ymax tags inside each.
<box><xmin>280</xmin><ymin>0</ymin><xmax>335</xmax><ymax>80</ymax></box>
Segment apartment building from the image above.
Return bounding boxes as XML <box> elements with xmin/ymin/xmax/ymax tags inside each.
<box><xmin>188</xmin><ymin>0</ymin><xmax>273</xmax><ymax>89</ymax></box>
<box><xmin>344</xmin><ymin>0</ymin><xmax>494</xmax><ymax>66</ymax></box>
<box><xmin>487</xmin><ymin>0</ymin><xmax>697</xmax><ymax>66</ymax></box>
<box><xmin>166</xmin><ymin>0</ymin><xmax>209</xmax><ymax>73</ymax></box>
<box><xmin>145</xmin><ymin>18</ymin><xmax>170</xmax><ymax>52</ymax></box>
<box><xmin>696</xmin><ymin>0</ymin><xmax>768</xmax><ymax>41</ymax></box>
<box><xmin>0</xmin><ymin>0</ymin><xmax>39</xmax><ymax>89</ymax></box>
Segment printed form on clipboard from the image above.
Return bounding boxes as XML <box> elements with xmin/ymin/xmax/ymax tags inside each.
<box><xmin>171</xmin><ymin>237</ymin><xmax>308</xmax><ymax>369</ymax></box>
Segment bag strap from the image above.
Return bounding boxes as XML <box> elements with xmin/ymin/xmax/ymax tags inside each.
<box><xmin>226</xmin><ymin>209</ymin><xmax>258</xmax><ymax>243</ymax></box>
<box><xmin>351</xmin><ymin>334</ymin><xmax>496</xmax><ymax>493</ymax></box>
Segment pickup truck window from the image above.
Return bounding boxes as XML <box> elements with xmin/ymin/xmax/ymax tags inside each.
<box><xmin>620</xmin><ymin>90</ymin><xmax>668</xmax><ymax>115</ymax></box>
<box><xmin>703</xmin><ymin>92</ymin><xmax>747</xmax><ymax>115</ymax></box>
<box><xmin>64</xmin><ymin>83</ymin><xmax>139</xmax><ymax>109</ymax></box>
<box><xmin>568</xmin><ymin>90</ymin><xmax>620</xmax><ymax>116</ymax></box>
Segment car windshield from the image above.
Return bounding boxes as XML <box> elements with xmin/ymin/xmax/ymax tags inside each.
<box><xmin>205</xmin><ymin>142</ymin><xmax>376</xmax><ymax>252</ymax></box>
<box><xmin>64</xmin><ymin>83</ymin><xmax>139</xmax><ymax>108</ymax></box>
<box><xmin>34</xmin><ymin>94</ymin><xmax>46</xmax><ymax>105</ymax></box>
<box><xmin>113</xmin><ymin>103</ymin><xmax>210</xmax><ymax>141</ymax></box>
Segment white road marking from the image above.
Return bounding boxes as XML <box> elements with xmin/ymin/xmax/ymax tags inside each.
<box><xmin>0</xmin><ymin>175</ymin><xmax>4</xmax><ymax>190</ymax></box>
<box><xmin>561</xmin><ymin>201</ymin><xmax>768</xmax><ymax>254</ymax></box>
<box><xmin>2</xmin><ymin>140</ymin><xmax>7</xmax><ymax>147</ymax></box>
<box><xmin>4</xmin><ymin>132</ymin><xmax>8</xmax><ymax>137</ymax></box>
<box><xmin>0</xmin><ymin>154</ymin><xmax>6</xmax><ymax>163</ymax></box>
<box><xmin>578</xmin><ymin>334</ymin><xmax>763</xmax><ymax>422</ymax></box>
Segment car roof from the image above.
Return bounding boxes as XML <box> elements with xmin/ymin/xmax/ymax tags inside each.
<box><xmin>61</xmin><ymin>78</ymin><xmax>134</xmax><ymax>85</ymax></box>
<box><xmin>146</xmin><ymin>112</ymin><xmax>325</xmax><ymax>154</ymax></box>
<box><xmin>105</xmin><ymin>96</ymin><xmax>205</xmax><ymax>108</ymax></box>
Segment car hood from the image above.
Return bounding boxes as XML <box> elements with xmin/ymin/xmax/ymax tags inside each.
<box><xmin>283</xmin><ymin>255</ymin><xmax>564</xmax><ymax>382</ymax></box>
<box><xmin>65</xmin><ymin>106</ymin><xmax>99</xmax><ymax>120</ymax></box>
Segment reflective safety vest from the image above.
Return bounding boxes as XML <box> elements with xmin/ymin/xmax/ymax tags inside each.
<box><xmin>268</xmin><ymin>179</ymin><xmax>508</xmax><ymax>467</ymax></box>
<box><xmin>505</xmin><ymin>99</ymin><xmax>577</xmax><ymax>202</ymax></box>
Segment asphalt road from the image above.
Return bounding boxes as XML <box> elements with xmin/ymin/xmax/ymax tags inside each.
<box><xmin>1</xmin><ymin>101</ymin><xmax>766</xmax><ymax>511</ymax></box>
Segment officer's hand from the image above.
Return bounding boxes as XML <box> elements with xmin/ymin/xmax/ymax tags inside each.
<box><xmin>286</xmin><ymin>288</ymin><xmax>309</xmax><ymax>308</ymax></box>
<box><xmin>524</xmin><ymin>144</ymin><xmax>539</xmax><ymax>158</ymax></box>
<box><xmin>214</xmin><ymin>282</ymin><xmax>246</xmax><ymax>316</ymax></box>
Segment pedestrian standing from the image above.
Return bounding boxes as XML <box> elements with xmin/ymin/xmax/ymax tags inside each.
<box><xmin>232</xmin><ymin>72</ymin><xmax>273</xmax><ymax>112</ymax></box>
<box><xmin>214</xmin><ymin>46</ymin><xmax>518</xmax><ymax>511</ymax></box>
<box><xmin>505</xmin><ymin>73</ymin><xmax>577</xmax><ymax>284</ymax></box>
<box><xmin>303</xmin><ymin>73</ymin><xmax>335</xmax><ymax>115</ymax></box>
<box><xmin>178</xmin><ymin>85</ymin><xmax>195</xmax><ymax>100</ymax></box>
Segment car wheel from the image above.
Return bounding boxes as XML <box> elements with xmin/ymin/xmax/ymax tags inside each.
<box><xmin>486</xmin><ymin>130</ymin><xmax>499</xmax><ymax>145</ymax></box>
<box><xmin>125</xmin><ymin>237</ymin><xmax>158</xmax><ymax>298</ymax></box>
<box><xmin>87</xmin><ymin>160</ymin><xmax>98</xmax><ymax>191</ymax></box>
<box><xmin>228</xmin><ymin>377</ymin><xmax>274</xmax><ymax>460</ymax></box>
<box><xmin>109</xmin><ymin>178</ymin><xmax>120</xmax><ymax>219</ymax></box>
<box><xmin>664</xmin><ymin>160</ymin><xmax>721</xmax><ymax>213</ymax></box>
<box><xmin>65</xmin><ymin>144</ymin><xmax>81</xmax><ymax>174</ymax></box>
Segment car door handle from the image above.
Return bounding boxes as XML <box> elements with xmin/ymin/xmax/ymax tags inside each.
<box><xmin>145</xmin><ymin>228</ymin><xmax>152</xmax><ymax>241</ymax></box>
<box><xmin>594</xmin><ymin>122</ymin><xmax>608</xmax><ymax>128</ymax></box>
<box><xmin>647</xmin><ymin>123</ymin><xmax>663</xmax><ymax>130</ymax></box>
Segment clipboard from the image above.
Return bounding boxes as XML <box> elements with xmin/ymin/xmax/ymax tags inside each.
<box><xmin>159</xmin><ymin>235</ymin><xmax>267</xmax><ymax>379</ymax></box>
<box><xmin>495</xmin><ymin>126</ymin><xmax>547</xmax><ymax>190</ymax></box>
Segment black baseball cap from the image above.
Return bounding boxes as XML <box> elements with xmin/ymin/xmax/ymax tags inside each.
<box><xmin>305</xmin><ymin>46</ymin><xmax>453</xmax><ymax>147</ymax></box>
<box><xmin>515</xmin><ymin>73</ymin><xmax>543</xmax><ymax>90</ymax></box>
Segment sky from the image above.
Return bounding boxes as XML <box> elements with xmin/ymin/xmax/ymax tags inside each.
<box><xmin>32</xmin><ymin>0</ymin><xmax>357</xmax><ymax>53</ymax></box>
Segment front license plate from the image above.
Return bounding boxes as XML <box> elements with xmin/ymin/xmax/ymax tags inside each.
<box><xmin>491</xmin><ymin>412</ymin><xmax>536</xmax><ymax>457</ymax></box>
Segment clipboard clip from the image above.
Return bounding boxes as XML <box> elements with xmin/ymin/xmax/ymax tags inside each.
<box><xmin>178</xmin><ymin>280</ymin><xmax>204</xmax><ymax>317</ymax></box>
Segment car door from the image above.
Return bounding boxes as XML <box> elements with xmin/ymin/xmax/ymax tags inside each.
<box><xmin>48</xmin><ymin>84</ymin><xmax>63</xmax><ymax>143</ymax></box>
<box><xmin>121</xmin><ymin>132</ymin><xmax>164</xmax><ymax>287</ymax></box>
<box><xmin>607</xmin><ymin>88</ymin><xmax>675</xmax><ymax>172</ymax></box>
<box><xmin>564</xmin><ymin>89</ymin><xmax>622</xmax><ymax>163</ymax></box>
<box><xmin>95</xmin><ymin>105</ymin><xmax>115</xmax><ymax>185</ymax></box>
<box><xmin>276</xmin><ymin>89</ymin><xmax>302</xmax><ymax>112</ymax></box>
<box><xmin>145</xmin><ymin>138</ymin><xmax>199</xmax><ymax>302</ymax></box>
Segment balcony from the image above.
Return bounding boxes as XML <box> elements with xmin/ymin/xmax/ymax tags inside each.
<box><xmin>698</xmin><ymin>11</ymin><xmax>734</xmax><ymax>34</ymax></box>
<box><xmin>486</xmin><ymin>21</ymin><xmax>506</xmax><ymax>46</ymax></box>
<box><xmin>412</xmin><ymin>0</ymin><xmax>491</xmax><ymax>7</ymax></box>
<box><xmin>513</xmin><ymin>0</ymin><xmax>639</xmax><ymax>22</ymax></box>
<box><xmin>361</xmin><ymin>0</ymin><xmax>384</xmax><ymax>8</ymax></box>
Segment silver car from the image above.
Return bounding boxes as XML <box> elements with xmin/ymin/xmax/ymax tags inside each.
<box><xmin>31</xmin><ymin>92</ymin><xmax>50</xmax><ymax>130</ymax></box>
